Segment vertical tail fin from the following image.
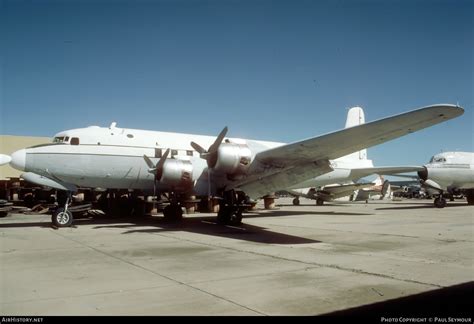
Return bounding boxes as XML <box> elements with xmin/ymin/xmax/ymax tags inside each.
<box><xmin>342</xmin><ymin>107</ymin><xmax>367</xmax><ymax>160</ymax></box>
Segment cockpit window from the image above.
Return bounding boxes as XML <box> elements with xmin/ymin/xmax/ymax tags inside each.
<box><xmin>53</xmin><ymin>136</ymin><xmax>73</xmax><ymax>144</ymax></box>
<box><xmin>70</xmin><ymin>137</ymin><xmax>80</xmax><ymax>145</ymax></box>
<box><xmin>430</xmin><ymin>156</ymin><xmax>446</xmax><ymax>163</ymax></box>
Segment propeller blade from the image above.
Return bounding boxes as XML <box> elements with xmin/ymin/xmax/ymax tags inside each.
<box><xmin>190</xmin><ymin>142</ymin><xmax>207</xmax><ymax>155</ymax></box>
<box><xmin>143</xmin><ymin>155</ymin><xmax>156</xmax><ymax>171</ymax></box>
<box><xmin>156</xmin><ymin>148</ymin><xmax>170</xmax><ymax>170</ymax></box>
<box><xmin>208</xmin><ymin>126</ymin><xmax>228</xmax><ymax>154</ymax></box>
<box><xmin>0</xmin><ymin>154</ymin><xmax>11</xmax><ymax>166</ymax></box>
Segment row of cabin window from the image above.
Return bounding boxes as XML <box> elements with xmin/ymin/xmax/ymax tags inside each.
<box><xmin>155</xmin><ymin>148</ymin><xmax>194</xmax><ymax>158</ymax></box>
<box><xmin>54</xmin><ymin>137</ymin><xmax>194</xmax><ymax>157</ymax></box>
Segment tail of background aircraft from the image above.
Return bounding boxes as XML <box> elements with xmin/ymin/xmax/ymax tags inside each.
<box><xmin>341</xmin><ymin>106</ymin><xmax>368</xmax><ymax>161</ymax></box>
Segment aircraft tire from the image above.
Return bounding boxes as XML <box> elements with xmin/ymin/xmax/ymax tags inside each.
<box><xmin>434</xmin><ymin>197</ymin><xmax>447</xmax><ymax>208</ymax></box>
<box><xmin>163</xmin><ymin>205</ymin><xmax>183</xmax><ymax>221</ymax></box>
<box><xmin>316</xmin><ymin>199</ymin><xmax>324</xmax><ymax>206</ymax></box>
<box><xmin>292</xmin><ymin>198</ymin><xmax>300</xmax><ymax>206</ymax></box>
<box><xmin>466</xmin><ymin>191</ymin><xmax>474</xmax><ymax>205</ymax></box>
<box><xmin>229</xmin><ymin>209</ymin><xmax>243</xmax><ymax>226</ymax></box>
<box><xmin>468</xmin><ymin>197</ymin><xmax>474</xmax><ymax>205</ymax></box>
<box><xmin>217</xmin><ymin>206</ymin><xmax>232</xmax><ymax>224</ymax></box>
<box><xmin>52</xmin><ymin>208</ymin><xmax>73</xmax><ymax>227</ymax></box>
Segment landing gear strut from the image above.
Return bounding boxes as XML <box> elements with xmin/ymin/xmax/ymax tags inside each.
<box><xmin>52</xmin><ymin>191</ymin><xmax>73</xmax><ymax>227</ymax></box>
<box><xmin>163</xmin><ymin>192</ymin><xmax>183</xmax><ymax>222</ymax></box>
<box><xmin>217</xmin><ymin>190</ymin><xmax>246</xmax><ymax>225</ymax></box>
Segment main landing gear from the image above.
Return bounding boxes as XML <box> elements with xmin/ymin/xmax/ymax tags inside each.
<box><xmin>163</xmin><ymin>204</ymin><xmax>183</xmax><ymax>221</ymax></box>
<box><xmin>292</xmin><ymin>197</ymin><xmax>300</xmax><ymax>206</ymax></box>
<box><xmin>216</xmin><ymin>190</ymin><xmax>247</xmax><ymax>226</ymax></box>
<box><xmin>434</xmin><ymin>194</ymin><xmax>447</xmax><ymax>208</ymax></box>
<box><xmin>52</xmin><ymin>191</ymin><xmax>73</xmax><ymax>227</ymax></box>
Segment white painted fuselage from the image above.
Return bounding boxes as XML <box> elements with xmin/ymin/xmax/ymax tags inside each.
<box><xmin>422</xmin><ymin>151</ymin><xmax>474</xmax><ymax>190</ymax></box>
<box><xmin>11</xmin><ymin>124</ymin><xmax>282</xmax><ymax>195</ymax></box>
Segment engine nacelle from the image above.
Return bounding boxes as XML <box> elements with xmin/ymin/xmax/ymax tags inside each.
<box><xmin>160</xmin><ymin>159</ymin><xmax>193</xmax><ymax>188</ymax></box>
<box><xmin>213</xmin><ymin>142</ymin><xmax>252</xmax><ymax>176</ymax></box>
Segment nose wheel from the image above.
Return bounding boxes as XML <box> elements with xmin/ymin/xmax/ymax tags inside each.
<box><xmin>52</xmin><ymin>192</ymin><xmax>73</xmax><ymax>227</ymax></box>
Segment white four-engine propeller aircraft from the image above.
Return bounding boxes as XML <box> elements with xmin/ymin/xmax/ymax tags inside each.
<box><xmin>418</xmin><ymin>151</ymin><xmax>474</xmax><ymax>207</ymax></box>
<box><xmin>0</xmin><ymin>104</ymin><xmax>464</xmax><ymax>227</ymax></box>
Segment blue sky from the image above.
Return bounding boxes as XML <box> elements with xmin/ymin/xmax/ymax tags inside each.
<box><xmin>1</xmin><ymin>0</ymin><xmax>472</xmax><ymax>167</ymax></box>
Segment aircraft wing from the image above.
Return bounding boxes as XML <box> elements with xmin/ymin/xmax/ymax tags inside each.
<box><xmin>348</xmin><ymin>166</ymin><xmax>425</xmax><ymax>180</ymax></box>
<box><xmin>233</xmin><ymin>104</ymin><xmax>463</xmax><ymax>198</ymax></box>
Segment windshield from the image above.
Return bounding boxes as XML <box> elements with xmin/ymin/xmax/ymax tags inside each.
<box><xmin>53</xmin><ymin>136</ymin><xmax>69</xmax><ymax>143</ymax></box>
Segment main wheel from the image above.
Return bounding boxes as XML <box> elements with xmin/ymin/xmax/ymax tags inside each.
<box><xmin>52</xmin><ymin>207</ymin><xmax>73</xmax><ymax>227</ymax></box>
<box><xmin>217</xmin><ymin>206</ymin><xmax>232</xmax><ymax>224</ymax></box>
<box><xmin>466</xmin><ymin>190</ymin><xmax>474</xmax><ymax>205</ymax></box>
<box><xmin>434</xmin><ymin>197</ymin><xmax>447</xmax><ymax>208</ymax></box>
<box><xmin>163</xmin><ymin>204</ymin><xmax>183</xmax><ymax>221</ymax></box>
<box><xmin>292</xmin><ymin>198</ymin><xmax>300</xmax><ymax>206</ymax></box>
<box><xmin>229</xmin><ymin>209</ymin><xmax>243</xmax><ymax>226</ymax></box>
<box><xmin>316</xmin><ymin>198</ymin><xmax>324</xmax><ymax>206</ymax></box>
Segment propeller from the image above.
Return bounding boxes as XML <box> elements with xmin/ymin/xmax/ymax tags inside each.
<box><xmin>190</xmin><ymin>127</ymin><xmax>228</xmax><ymax>198</ymax></box>
<box><xmin>0</xmin><ymin>154</ymin><xmax>11</xmax><ymax>166</ymax></box>
<box><xmin>143</xmin><ymin>148</ymin><xmax>170</xmax><ymax>211</ymax></box>
<box><xmin>190</xmin><ymin>126</ymin><xmax>228</xmax><ymax>168</ymax></box>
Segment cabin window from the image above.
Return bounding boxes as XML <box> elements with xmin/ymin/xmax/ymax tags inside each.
<box><xmin>171</xmin><ymin>149</ymin><xmax>178</xmax><ymax>156</ymax></box>
<box><xmin>155</xmin><ymin>148</ymin><xmax>162</xmax><ymax>158</ymax></box>
<box><xmin>186</xmin><ymin>150</ymin><xmax>193</xmax><ymax>156</ymax></box>
<box><xmin>53</xmin><ymin>137</ymin><xmax>64</xmax><ymax>143</ymax></box>
<box><xmin>70</xmin><ymin>137</ymin><xmax>80</xmax><ymax>145</ymax></box>
<box><xmin>127</xmin><ymin>134</ymin><xmax>134</xmax><ymax>138</ymax></box>
<box><xmin>64</xmin><ymin>137</ymin><xmax>70</xmax><ymax>142</ymax></box>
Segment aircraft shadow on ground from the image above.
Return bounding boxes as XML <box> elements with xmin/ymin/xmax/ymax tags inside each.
<box><xmin>376</xmin><ymin>203</ymin><xmax>468</xmax><ymax>210</ymax></box>
<box><xmin>243</xmin><ymin>209</ymin><xmax>373</xmax><ymax>218</ymax></box>
<box><xmin>94</xmin><ymin>215</ymin><xmax>322</xmax><ymax>245</ymax></box>
<box><xmin>323</xmin><ymin>281</ymin><xmax>474</xmax><ymax>317</ymax></box>
<box><xmin>0</xmin><ymin>212</ymin><xmax>324</xmax><ymax>245</ymax></box>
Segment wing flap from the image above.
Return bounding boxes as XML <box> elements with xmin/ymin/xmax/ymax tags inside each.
<box><xmin>235</xmin><ymin>160</ymin><xmax>333</xmax><ymax>198</ymax></box>
<box><xmin>349</xmin><ymin>166</ymin><xmax>425</xmax><ymax>179</ymax></box>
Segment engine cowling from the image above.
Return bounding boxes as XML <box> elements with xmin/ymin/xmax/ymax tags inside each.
<box><xmin>418</xmin><ymin>167</ymin><xmax>428</xmax><ymax>181</ymax></box>
<box><xmin>159</xmin><ymin>159</ymin><xmax>193</xmax><ymax>188</ymax></box>
<box><xmin>213</xmin><ymin>142</ymin><xmax>252</xmax><ymax>177</ymax></box>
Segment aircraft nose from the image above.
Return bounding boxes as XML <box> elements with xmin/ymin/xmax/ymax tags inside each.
<box><xmin>10</xmin><ymin>149</ymin><xmax>26</xmax><ymax>171</ymax></box>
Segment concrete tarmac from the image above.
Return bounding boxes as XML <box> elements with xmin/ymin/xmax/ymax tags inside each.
<box><xmin>0</xmin><ymin>198</ymin><xmax>473</xmax><ymax>316</ymax></box>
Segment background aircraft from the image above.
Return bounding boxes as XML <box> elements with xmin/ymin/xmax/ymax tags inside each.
<box><xmin>417</xmin><ymin>151</ymin><xmax>474</xmax><ymax>207</ymax></box>
<box><xmin>0</xmin><ymin>104</ymin><xmax>464</xmax><ymax>227</ymax></box>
